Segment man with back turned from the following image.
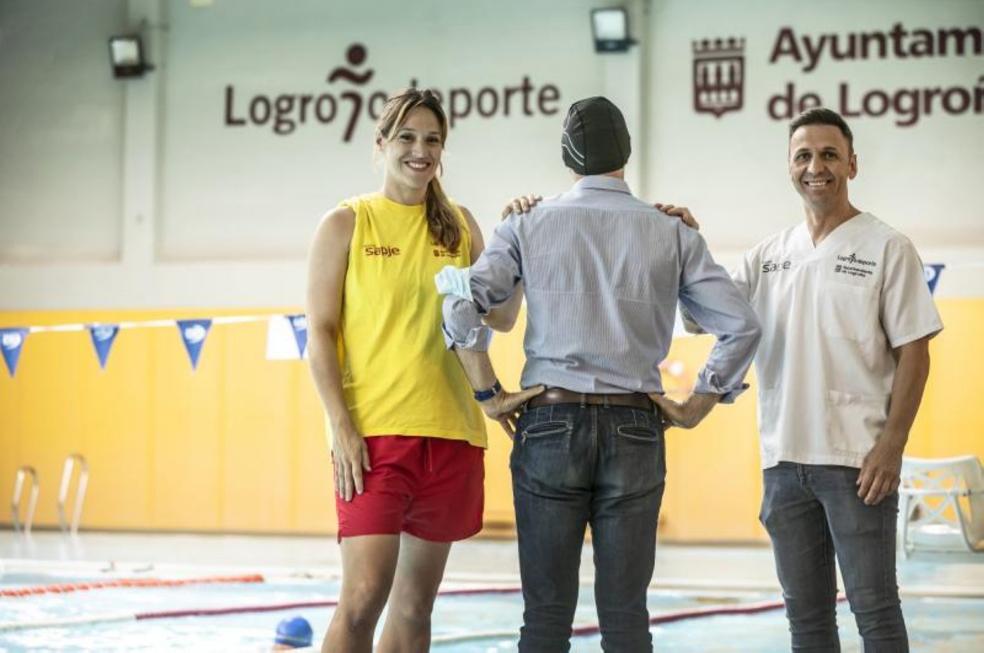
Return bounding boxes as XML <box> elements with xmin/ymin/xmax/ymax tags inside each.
<box><xmin>438</xmin><ymin>96</ymin><xmax>761</xmax><ymax>652</ymax></box>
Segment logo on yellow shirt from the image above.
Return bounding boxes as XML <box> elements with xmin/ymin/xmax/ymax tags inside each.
<box><xmin>363</xmin><ymin>245</ymin><xmax>401</xmax><ymax>257</ymax></box>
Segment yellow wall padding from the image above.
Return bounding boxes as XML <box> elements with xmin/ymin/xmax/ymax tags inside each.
<box><xmin>1</xmin><ymin>301</ymin><xmax>981</xmax><ymax>542</ymax></box>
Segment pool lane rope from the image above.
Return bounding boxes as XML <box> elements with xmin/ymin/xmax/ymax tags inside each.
<box><xmin>136</xmin><ymin>587</ymin><xmax>524</xmax><ymax>621</ymax></box>
<box><xmin>0</xmin><ymin>573</ymin><xmax>264</xmax><ymax>598</ymax></box>
<box><xmin>0</xmin><ymin>583</ymin><xmax>846</xmax><ymax>636</ymax></box>
<box><xmin>432</xmin><ymin>595</ymin><xmax>850</xmax><ymax>645</ymax></box>
<box><xmin>0</xmin><ymin>586</ymin><xmax>521</xmax><ymax>632</ymax></box>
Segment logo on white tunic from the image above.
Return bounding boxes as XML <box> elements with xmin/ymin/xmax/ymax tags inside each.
<box><xmin>834</xmin><ymin>252</ymin><xmax>878</xmax><ymax>279</ymax></box>
<box><xmin>837</xmin><ymin>253</ymin><xmax>876</xmax><ymax>267</ymax></box>
<box><xmin>762</xmin><ymin>259</ymin><xmax>792</xmax><ymax>273</ymax></box>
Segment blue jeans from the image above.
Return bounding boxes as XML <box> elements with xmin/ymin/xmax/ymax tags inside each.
<box><xmin>760</xmin><ymin>463</ymin><xmax>908</xmax><ymax>652</ymax></box>
<box><xmin>511</xmin><ymin>403</ymin><xmax>666</xmax><ymax>653</ymax></box>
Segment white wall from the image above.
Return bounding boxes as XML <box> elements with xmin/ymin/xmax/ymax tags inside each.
<box><xmin>0</xmin><ymin>0</ymin><xmax>126</xmax><ymax>264</ymax></box>
<box><xmin>0</xmin><ymin>0</ymin><xmax>981</xmax><ymax>309</ymax></box>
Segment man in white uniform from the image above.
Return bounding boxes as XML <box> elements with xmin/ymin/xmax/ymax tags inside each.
<box><xmin>658</xmin><ymin>108</ymin><xmax>942</xmax><ymax>652</ymax></box>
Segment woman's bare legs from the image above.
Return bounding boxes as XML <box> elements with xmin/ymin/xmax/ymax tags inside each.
<box><xmin>376</xmin><ymin>533</ymin><xmax>452</xmax><ymax>653</ymax></box>
<box><xmin>322</xmin><ymin>535</ymin><xmax>400</xmax><ymax>653</ymax></box>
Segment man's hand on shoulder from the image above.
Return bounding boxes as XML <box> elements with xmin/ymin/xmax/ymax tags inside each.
<box><xmin>501</xmin><ymin>194</ymin><xmax>543</xmax><ymax>219</ymax></box>
<box><xmin>654</xmin><ymin>203</ymin><xmax>700</xmax><ymax>231</ymax></box>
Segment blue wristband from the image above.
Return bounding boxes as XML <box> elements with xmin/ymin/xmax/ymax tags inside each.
<box><xmin>474</xmin><ymin>380</ymin><xmax>502</xmax><ymax>402</ymax></box>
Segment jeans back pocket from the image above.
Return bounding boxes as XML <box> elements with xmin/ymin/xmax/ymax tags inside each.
<box><xmin>521</xmin><ymin>419</ymin><xmax>573</xmax><ymax>442</ymax></box>
<box><xmin>615</xmin><ymin>423</ymin><xmax>661</xmax><ymax>443</ymax></box>
<box><xmin>614</xmin><ymin>409</ymin><xmax>663</xmax><ymax>444</ymax></box>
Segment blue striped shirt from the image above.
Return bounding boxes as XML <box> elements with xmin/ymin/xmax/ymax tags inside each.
<box><xmin>442</xmin><ymin>176</ymin><xmax>760</xmax><ymax>401</ymax></box>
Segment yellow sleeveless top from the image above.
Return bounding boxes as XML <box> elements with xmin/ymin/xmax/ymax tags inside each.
<box><xmin>335</xmin><ymin>193</ymin><xmax>487</xmax><ymax>448</ymax></box>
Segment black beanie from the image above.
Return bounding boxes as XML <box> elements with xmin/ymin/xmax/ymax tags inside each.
<box><xmin>561</xmin><ymin>96</ymin><xmax>631</xmax><ymax>175</ymax></box>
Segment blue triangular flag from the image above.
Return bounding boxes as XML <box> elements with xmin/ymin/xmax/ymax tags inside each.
<box><xmin>176</xmin><ymin>319</ymin><xmax>212</xmax><ymax>370</ymax></box>
<box><xmin>287</xmin><ymin>314</ymin><xmax>308</xmax><ymax>359</ymax></box>
<box><xmin>923</xmin><ymin>264</ymin><xmax>945</xmax><ymax>295</ymax></box>
<box><xmin>0</xmin><ymin>328</ymin><xmax>28</xmax><ymax>378</ymax></box>
<box><xmin>88</xmin><ymin>324</ymin><xmax>120</xmax><ymax>370</ymax></box>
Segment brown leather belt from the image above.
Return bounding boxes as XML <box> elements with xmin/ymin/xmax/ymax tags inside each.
<box><xmin>527</xmin><ymin>387</ymin><xmax>654</xmax><ymax>411</ymax></box>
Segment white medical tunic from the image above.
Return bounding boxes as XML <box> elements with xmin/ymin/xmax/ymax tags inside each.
<box><xmin>735</xmin><ymin>213</ymin><xmax>943</xmax><ymax>469</ymax></box>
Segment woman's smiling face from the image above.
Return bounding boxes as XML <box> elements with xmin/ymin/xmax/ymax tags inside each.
<box><xmin>380</xmin><ymin>106</ymin><xmax>444</xmax><ymax>194</ymax></box>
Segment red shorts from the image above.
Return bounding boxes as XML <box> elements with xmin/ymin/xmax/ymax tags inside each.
<box><xmin>335</xmin><ymin>435</ymin><xmax>484</xmax><ymax>542</ymax></box>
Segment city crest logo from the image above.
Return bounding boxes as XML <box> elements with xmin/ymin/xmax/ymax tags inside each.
<box><xmin>693</xmin><ymin>37</ymin><xmax>746</xmax><ymax>118</ymax></box>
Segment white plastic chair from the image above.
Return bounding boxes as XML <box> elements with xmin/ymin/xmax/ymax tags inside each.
<box><xmin>898</xmin><ymin>455</ymin><xmax>984</xmax><ymax>557</ymax></box>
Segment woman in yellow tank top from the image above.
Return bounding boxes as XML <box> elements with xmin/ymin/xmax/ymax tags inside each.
<box><xmin>305</xmin><ymin>89</ymin><xmax>536</xmax><ymax>652</ymax></box>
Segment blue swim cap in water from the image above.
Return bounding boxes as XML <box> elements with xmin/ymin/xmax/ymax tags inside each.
<box><xmin>275</xmin><ymin>616</ymin><xmax>313</xmax><ymax>647</ymax></box>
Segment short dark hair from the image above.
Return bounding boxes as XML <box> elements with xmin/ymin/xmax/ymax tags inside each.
<box><xmin>789</xmin><ymin>107</ymin><xmax>853</xmax><ymax>152</ymax></box>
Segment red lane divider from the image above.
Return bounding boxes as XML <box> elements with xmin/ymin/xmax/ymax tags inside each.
<box><xmin>134</xmin><ymin>587</ymin><xmax>523</xmax><ymax>621</ymax></box>
<box><xmin>571</xmin><ymin>594</ymin><xmax>848</xmax><ymax>637</ymax></box>
<box><xmin>138</xmin><ymin>599</ymin><xmax>337</xmax><ymax>620</ymax></box>
<box><xmin>0</xmin><ymin>574</ymin><xmax>264</xmax><ymax>598</ymax></box>
<box><xmin>436</xmin><ymin>587</ymin><xmax>522</xmax><ymax>597</ymax></box>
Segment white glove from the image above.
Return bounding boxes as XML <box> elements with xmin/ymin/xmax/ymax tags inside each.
<box><xmin>434</xmin><ymin>265</ymin><xmax>473</xmax><ymax>300</ymax></box>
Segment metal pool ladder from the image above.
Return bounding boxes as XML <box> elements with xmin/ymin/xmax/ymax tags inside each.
<box><xmin>11</xmin><ymin>466</ymin><xmax>39</xmax><ymax>534</ymax></box>
<box><xmin>58</xmin><ymin>453</ymin><xmax>89</xmax><ymax>535</ymax></box>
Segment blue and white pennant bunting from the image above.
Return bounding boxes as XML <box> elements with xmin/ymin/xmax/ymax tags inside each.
<box><xmin>924</xmin><ymin>264</ymin><xmax>945</xmax><ymax>295</ymax></box>
<box><xmin>0</xmin><ymin>328</ymin><xmax>28</xmax><ymax>377</ymax></box>
<box><xmin>88</xmin><ymin>324</ymin><xmax>120</xmax><ymax>370</ymax></box>
<box><xmin>176</xmin><ymin>319</ymin><xmax>212</xmax><ymax>370</ymax></box>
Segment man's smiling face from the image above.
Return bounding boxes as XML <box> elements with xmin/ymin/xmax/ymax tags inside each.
<box><xmin>788</xmin><ymin>124</ymin><xmax>858</xmax><ymax>210</ymax></box>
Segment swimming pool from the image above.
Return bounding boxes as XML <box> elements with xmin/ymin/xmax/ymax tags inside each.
<box><xmin>2</xmin><ymin>567</ymin><xmax>983</xmax><ymax>652</ymax></box>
